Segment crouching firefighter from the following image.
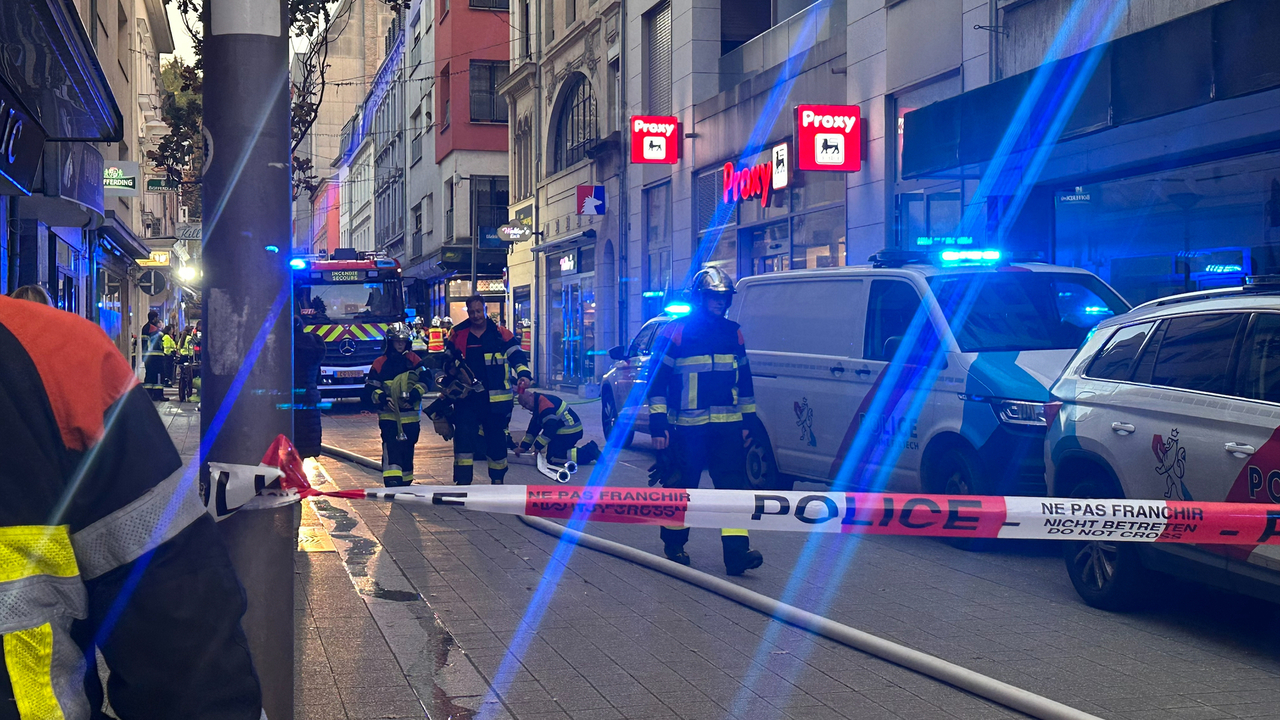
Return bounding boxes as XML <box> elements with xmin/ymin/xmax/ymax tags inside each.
<box><xmin>515</xmin><ymin>387</ymin><xmax>601</xmax><ymax>466</ymax></box>
<box><xmin>449</xmin><ymin>294</ymin><xmax>532</xmax><ymax>484</ymax></box>
<box><xmin>648</xmin><ymin>266</ymin><xmax>763</xmax><ymax>575</ymax></box>
<box><xmin>367</xmin><ymin>323</ymin><xmax>428</xmax><ymax>487</ymax></box>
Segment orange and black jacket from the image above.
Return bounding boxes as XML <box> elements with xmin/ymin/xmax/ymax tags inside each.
<box><xmin>449</xmin><ymin>318</ymin><xmax>532</xmax><ymax>406</ymax></box>
<box><xmin>519</xmin><ymin>392</ymin><xmax>583</xmax><ymax>451</ymax></box>
<box><xmin>647</xmin><ymin>308</ymin><xmax>757</xmax><ymax>436</ymax></box>
<box><xmin>366</xmin><ymin>349</ymin><xmax>427</xmax><ymax>420</ymax></box>
<box><xmin>0</xmin><ymin>296</ymin><xmax>262</xmax><ymax>719</ymax></box>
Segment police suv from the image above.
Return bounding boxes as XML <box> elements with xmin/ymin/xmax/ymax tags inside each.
<box><xmin>726</xmin><ymin>251</ymin><xmax>1129</xmax><ymax>500</ymax></box>
<box><xmin>1047</xmin><ymin>277</ymin><xmax>1280</xmax><ymax>609</ymax></box>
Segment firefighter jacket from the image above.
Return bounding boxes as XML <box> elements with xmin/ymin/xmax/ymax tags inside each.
<box><xmin>0</xmin><ymin>296</ymin><xmax>262</xmax><ymax>719</ymax></box>
<box><xmin>141</xmin><ymin>322</ymin><xmax>165</xmax><ymax>358</ymax></box>
<box><xmin>449</xmin><ymin>319</ymin><xmax>531</xmax><ymax>407</ymax></box>
<box><xmin>427</xmin><ymin>327</ymin><xmax>446</xmax><ymax>352</ymax></box>
<box><xmin>646</xmin><ymin>309</ymin><xmax>757</xmax><ymax>435</ymax></box>
<box><xmin>519</xmin><ymin>393</ymin><xmax>583</xmax><ymax>452</ymax></box>
<box><xmin>367</xmin><ymin>350</ymin><xmax>427</xmax><ymax>422</ymax></box>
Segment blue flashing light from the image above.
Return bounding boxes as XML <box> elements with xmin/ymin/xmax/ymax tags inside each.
<box><xmin>265</xmin><ymin>245</ymin><xmax>280</xmax><ymax>253</ymax></box>
<box><xmin>939</xmin><ymin>249</ymin><xmax>1001</xmax><ymax>265</ymax></box>
<box><xmin>1205</xmin><ymin>264</ymin><xmax>1243</xmax><ymax>274</ymax></box>
<box><xmin>641</xmin><ymin>291</ymin><xmax>665</xmax><ymax>298</ymax></box>
<box><xmin>664</xmin><ymin>302</ymin><xmax>692</xmax><ymax>316</ymax></box>
<box><xmin>1083</xmin><ymin>305</ymin><xmax>1111</xmax><ymax>315</ymax></box>
<box><xmin>289</xmin><ymin>258</ymin><xmax>308</xmax><ymax>270</ymax></box>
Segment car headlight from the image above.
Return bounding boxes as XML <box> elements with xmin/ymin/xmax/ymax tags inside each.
<box><xmin>959</xmin><ymin>394</ymin><xmax>1062</xmax><ymax>427</ymax></box>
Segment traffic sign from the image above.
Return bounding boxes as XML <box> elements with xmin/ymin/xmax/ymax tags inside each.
<box><xmin>139</xmin><ymin>269</ymin><xmax>168</xmax><ymax>296</ymax></box>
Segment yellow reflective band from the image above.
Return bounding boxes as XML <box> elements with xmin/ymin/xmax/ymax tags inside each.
<box><xmin>674</xmin><ymin>415</ymin><xmax>709</xmax><ymax>426</ymax></box>
<box><xmin>403</xmin><ymin>474</ymin><xmax>415</xmax><ymax>483</ymax></box>
<box><xmin>675</xmin><ymin>355</ymin><xmax>713</xmax><ymax>366</ymax></box>
<box><xmin>488</xmin><ymin>459</ymin><xmax>508</xmax><ymax>470</ymax></box>
<box><xmin>710</xmin><ymin>413</ymin><xmax>742</xmax><ymax>423</ymax></box>
<box><xmin>683</xmin><ymin>373</ymin><xmax>698</xmax><ymax>411</ymax></box>
<box><xmin>489</xmin><ymin>392</ymin><xmax>513</xmax><ymax>403</ymax></box>
<box><xmin>454</xmin><ymin>455</ymin><xmax>473</xmax><ymax>466</ymax></box>
<box><xmin>535</xmin><ymin>436</ymin><xmax>549</xmax><ymax>448</ymax></box>
<box><xmin>649</xmin><ymin>404</ymin><xmax>668</xmax><ymax>414</ymax></box>
<box><xmin>515</xmin><ymin>364</ymin><xmax>531</xmax><ymax>375</ymax></box>
<box><xmin>739</xmin><ymin>404</ymin><xmax>757</xmax><ymax>414</ymax></box>
<box><xmin>556</xmin><ymin>425</ymin><xmax>581</xmax><ymax>435</ymax></box>
<box><xmin>522</xmin><ymin>433</ymin><xmax>536</xmax><ymax>445</ymax></box>
<box><xmin>383</xmin><ymin>469</ymin><xmax>403</xmax><ymax>478</ymax></box>
<box><xmin>662</xmin><ymin>525</ymin><xmax>689</xmax><ymax>531</ymax></box>
<box><xmin>721</xmin><ymin>528</ymin><xmax>749</xmax><ymax>537</ymax></box>
<box><xmin>0</xmin><ymin>526</ymin><xmax>78</xmax><ymax>584</ymax></box>
<box><xmin>4</xmin><ymin>622</ymin><xmax>64</xmax><ymax>720</ymax></box>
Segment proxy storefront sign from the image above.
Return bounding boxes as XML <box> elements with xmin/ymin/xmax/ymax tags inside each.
<box><xmin>630</xmin><ymin>115</ymin><xmax>680</xmax><ymax>164</ymax></box>
<box><xmin>795</xmin><ymin>104</ymin><xmax>861</xmax><ymax>172</ymax></box>
<box><xmin>722</xmin><ymin>142</ymin><xmax>789</xmax><ymax>208</ymax></box>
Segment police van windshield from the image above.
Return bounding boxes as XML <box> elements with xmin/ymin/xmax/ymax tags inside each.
<box><xmin>927</xmin><ymin>272</ymin><xmax>1129</xmax><ymax>353</ymax></box>
<box><xmin>296</xmin><ymin>281</ymin><xmax>404</xmax><ymax>324</ymax></box>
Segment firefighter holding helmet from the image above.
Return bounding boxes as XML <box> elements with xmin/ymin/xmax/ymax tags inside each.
<box><xmin>648</xmin><ymin>266</ymin><xmax>763</xmax><ymax>575</ymax></box>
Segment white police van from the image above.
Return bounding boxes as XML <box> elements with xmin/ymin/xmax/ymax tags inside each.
<box><xmin>1047</xmin><ymin>277</ymin><xmax>1280</xmax><ymax>609</ymax></box>
<box><xmin>727</xmin><ymin>250</ymin><xmax>1130</xmax><ymax>503</ymax></box>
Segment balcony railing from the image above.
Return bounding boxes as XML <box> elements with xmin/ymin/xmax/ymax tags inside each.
<box><xmin>411</xmin><ymin>230</ymin><xmax>422</xmax><ymax>258</ymax></box>
<box><xmin>445</xmin><ymin>208</ymin><xmax>454</xmax><ymax>243</ymax></box>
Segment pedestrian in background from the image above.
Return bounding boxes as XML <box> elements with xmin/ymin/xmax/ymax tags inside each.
<box><xmin>9</xmin><ymin>284</ymin><xmax>52</xmax><ymax>304</ymax></box>
<box><xmin>161</xmin><ymin>324</ymin><xmax>178</xmax><ymax>388</ymax></box>
<box><xmin>448</xmin><ymin>295</ymin><xmax>532</xmax><ymax>485</ymax></box>
<box><xmin>141</xmin><ymin>310</ymin><xmax>166</xmax><ymax>400</ymax></box>
<box><xmin>0</xmin><ymin>293</ymin><xmax>265</xmax><ymax>716</ymax></box>
<box><xmin>367</xmin><ymin>323</ymin><xmax>427</xmax><ymax>486</ymax></box>
<box><xmin>648</xmin><ymin>267</ymin><xmax>764</xmax><ymax>575</ymax></box>
<box><xmin>293</xmin><ymin>315</ymin><xmax>326</xmax><ymax>458</ymax></box>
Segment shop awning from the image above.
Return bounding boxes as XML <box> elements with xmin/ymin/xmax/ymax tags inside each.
<box><xmin>901</xmin><ymin>0</ymin><xmax>1280</xmax><ymax>180</ymax></box>
<box><xmin>100</xmin><ymin>210</ymin><xmax>150</xmax><ymax>261</ymax></box>
<box><xmin>531</xmin><ymin>229</ymin><xmax>597</xmax><ymax>255</ymax></box>
<box><xmin>0</xmin><ymin>0</ymin><xmax>124</xmax><ymax>142</ymax></box>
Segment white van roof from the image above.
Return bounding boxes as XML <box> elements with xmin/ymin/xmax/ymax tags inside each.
<box><xmin>734</xmin><ymin>262</ymin><xmax>1100</xmax><ymax>287</ymax></box>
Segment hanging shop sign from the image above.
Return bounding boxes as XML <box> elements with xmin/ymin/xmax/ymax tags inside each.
<box><xmin>629</xmin><ymin>115</ymin><xmax>681</xmax><ymax>164</ymax></box>
<box><xmin>498</xmin><ymin>223</ymin><xmax>532</xmax><ymax>242</ymax></box>
<box><xmin>795</xmin><ymin>104</ymin><xmax>861</xmax><ymax>172</ymax></box>
<box><xmin>576</xmin><ymin>185</ymin><xmax>606</xmax><ymax>215</ymax></box>
<box><xmin>0</xmin><ymin>78</ymin><xmax>46</xmax><ymax>196</ymax></box>
<box><xmin>722</xmin><ymin>144</ymin><xmax>789</xmax><ymax>208</ymax></box>
<box><xmin>104</xmin><ymin>161</ymin><xmax>139</xmax><ymax>196</ymax></box>
<box><xmin>137</xmin><ymin>250</ymin><xmax>172</xmax><ymax>267</ymax></box>
<box><xmin>146</xmin><ymin>177</ymin><xmax>179</xmax><ymax>192</ymax></box>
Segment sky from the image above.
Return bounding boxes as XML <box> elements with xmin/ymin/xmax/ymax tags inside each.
<box><xmin>165</xmin><ymin>4</ymin><xmax>197</xmax><ymax>64</ymax></box>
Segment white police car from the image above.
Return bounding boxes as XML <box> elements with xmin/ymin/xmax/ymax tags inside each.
<box><xmin>1047</xmin><ymin>277</ymin><xmax>1280</xmax><ymax>609</ymax></box>
<box><xmin>728</xmin><ymin>250</ymin><xmax>1130</xmax><ymax>503</ymax></box>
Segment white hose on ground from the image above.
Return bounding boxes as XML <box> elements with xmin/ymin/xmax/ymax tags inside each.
<box><xmin>320</xmin><ymin>444</ymin><xmax>1104</xmax><ymax>720</ymax></box>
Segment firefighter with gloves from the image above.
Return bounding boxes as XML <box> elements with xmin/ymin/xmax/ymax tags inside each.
<box><xmin>367</xmin><ymin>323</ymin><xmax>428</xmax><ymax>487</ymax></box>
<box><xmin>449</xmin><ymin>294</ymin><xmax>532</xmax><ymax>484</ymax></box>
<box><xmin>515</xmin><ymin>387</ymin><xmax>602</xmax><ymax>466</ymax></box>
<box><xmin>648</xmin><ymin>267</ymin><xmax>763</xmax><ymax>575</ymax></box>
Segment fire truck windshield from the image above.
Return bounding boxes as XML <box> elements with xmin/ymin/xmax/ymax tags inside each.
<box><xmin>296</xmin><ymin>280</ymin><xmax>404</xmax><ymax>323</ymax></box>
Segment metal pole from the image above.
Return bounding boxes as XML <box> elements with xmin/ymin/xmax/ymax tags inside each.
<box><xmin>202</xmin><ymin>1</ymin><xmax>297</xmax><ymax>718</ymax></box>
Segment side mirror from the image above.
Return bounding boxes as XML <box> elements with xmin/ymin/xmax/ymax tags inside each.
<box><xmin>608</xmin><ymin>345</ymin><xmax>626</xmax><ymax>361</ymax></box>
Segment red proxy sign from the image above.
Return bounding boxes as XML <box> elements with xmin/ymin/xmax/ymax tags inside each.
<box><xmin>630</xmin><ymin>115</ymin><xmax>681</xmax><ymax>164</ymax></box>
<box><xmin>795</xmin><ymin>104</ymin><xmax>861</xmax><ymax>172</ymax></box>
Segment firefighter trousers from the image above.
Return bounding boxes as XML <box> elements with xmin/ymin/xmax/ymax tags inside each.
<box><xmin>454</xmin><ymin>397</ymin><xmax>511</xmax><ymax>485</ymax></box>
<box><xmin>659</xmin><ymin>423</ymin><xmax>753</xmax><ymax>558</ymax></box>
<box><xmin>546</xmin><ymin>430</ymin><xmax>601</xmax><ymax>466</ymax></box>
<box><xmin>380</xmin><ymin>419</ymin><xmax>420</xmax><ymax>486</ymax></box>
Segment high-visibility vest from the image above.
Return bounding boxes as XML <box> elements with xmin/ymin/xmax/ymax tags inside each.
<box><xmin>427</xmin><ymin>327</ymin><xmax>446</xmax><ymax>352</ymax></box>
<box><xmin>519</xmin><ymin>325</ymin><xmax>532</xmax><ymax>353</ymax></box>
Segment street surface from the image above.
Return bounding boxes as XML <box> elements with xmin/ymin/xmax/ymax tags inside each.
<box><xmin>285</xmin><ymin>396</ymin><xmax>1280</xmax><ymax>720</ymax></box>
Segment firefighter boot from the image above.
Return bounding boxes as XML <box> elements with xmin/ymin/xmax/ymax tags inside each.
<box><xmin>722</xmin><ymin>532</ymin><xmax>763</xmax><ymax>576</ymax></box>
<box><xmin>660</xmin><ymin>526</ymin><xmax>691</xmax><ymax>566</ymax></box>
<box><xmin>577</xmin><ymin>441</ymin><xmax>601</xmax><ymax>464</ymax></box>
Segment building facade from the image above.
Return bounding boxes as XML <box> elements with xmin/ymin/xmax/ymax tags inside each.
<box><xmin>402</xmin><ymin>0</ymin><xmax>442</xmax><ymax>314</ymax></box>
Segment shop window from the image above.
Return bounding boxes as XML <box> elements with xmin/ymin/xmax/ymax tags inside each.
<box><xmin>552</xmin><ymin>75</ymin><xmax>597</xmax><ymax>172</ymax></box>
<box><xmin>791</xmin><ymin>206</ymin><xmax>846</xmax><ymax>270</ymax></box>
<box><xmin>644</xmin><ymin>2</ymin><xmax>672</xmax><ymax>115</ymax></box>
<box><xmin>702</xmin><ymin>234</ymin><xmax>737</xmax><ymax>281</ymax></box>
<box><xmin>900</xmin><ymin>190</ymin><xmax>965</xmax><ymax>250</ymax></box>
<box><xmin>643</xmin><ymin>183</ymin><xmax>673</xmax><ymax>319</ymax></box>
<box><xmin>738</xmin><ymin>178</ymin><xmax>789</xmax><ymax>225</ymax></box>
<box><xmin>696</xmin><ymin>169</ymin><xmax>736</xmax><ymax>232</ymax></box>
<box><xmin>792</xmin><ymin>171</ymin><xmax>844</xmax><ymax>211</ymax></box>
<box><xmin>748</xmin><ymin>222</ymin><xmax>790</xmax><ymax>275</ymax></box>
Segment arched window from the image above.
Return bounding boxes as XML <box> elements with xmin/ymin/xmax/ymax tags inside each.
<box><xmin>553</xmin><ymin>75</ymin><xmax>597</xmax><ymax>173</ymax></box>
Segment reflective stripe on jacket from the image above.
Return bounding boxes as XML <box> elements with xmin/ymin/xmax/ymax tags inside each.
<box><xmin>450</xmin><ymin>319</ymin><xmax>532</xmax><ymax>405</ymax></box>
<box><xmin>427</xmin><ymin>327</ymin><xmax>446</xmax><ymax>352</ymax></box>
<box><xmin>0</xmin><ymin>295</ymin><xmax>263</xmax><ymax>718</ymax></box>
<box><xmin>646</xmin><ymin>309</ymin><xmax>757</xmax><ymax>434</ymax></box>
<box><xmin>519</xmin><ymin>392</ymin><xmax>582</xmax><ymax>450</ymax></box>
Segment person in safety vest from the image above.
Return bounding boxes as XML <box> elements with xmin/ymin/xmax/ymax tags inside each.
<box><xmin>448</xmin><ymin>294</ymin><xmax>532</xmax><ymax>485</ymax></box>
<box><xmin>410</xmin><ymin>316</ymin><xmax>429</xmax><ymax>354</ymax></box>
<box><xmin>141</xmin><ymin>310</ymin><xmax>166</xmax><ymax>400</ymax></box>
<box><xmin>648</xmin><ymin>266</ymin><xmax>763</xmax><ymax>575</ymax></box>
<box><xmin>427</xmin><ymin>316</ymin><xmax>447</xmax><ymax>354</ymax></box>
<box><xmin>366</xmin><ymin>323</ymin><xmax>428</xmax><ymax>487</ymax></box>
<box><xmin>515</xmin><ymin>388</ymin><xmax>601</xmax><ymax>466</ymax></box>
<box><xmin>161</xmin><ymin>324</ymin><xmax>178</xmax><ymax>388</ymax></box>
<box><xmin>0</xmin><ymin>294</ymin><xmax>263</xmax><ymax>717</ymax></box>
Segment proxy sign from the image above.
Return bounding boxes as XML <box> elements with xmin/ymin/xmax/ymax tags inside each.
<box><xmin>795</xmin><ymin>104</ymin><xmax>861</xmax><ymax>172</ymax></box>
<box><xmin>630</xmin><ymin>115</ymin><xmax>680</xmax><ymax>164</ymax></box>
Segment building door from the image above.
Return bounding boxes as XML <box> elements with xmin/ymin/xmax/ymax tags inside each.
<box><xmin>549</xmin><ymin>275</ymin><xmax>596</xmax><ymax>386</ymax></box>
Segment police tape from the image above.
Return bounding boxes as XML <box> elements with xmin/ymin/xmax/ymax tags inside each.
<box><xmin>310</xmin><ymin>485</ymin><xmax>1280</xmax><ymax>545</ymax></box>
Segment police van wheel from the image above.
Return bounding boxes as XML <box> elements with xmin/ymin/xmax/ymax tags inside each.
<box><xmin>746</xmin><ymin>431</ymin><xmax>790</xmax><ymax>492</ymax></box>
<box><xmin>928</xmin><ymin>445</ymin><xmax>991</xmax><ymax>551</ymax></box>
<box><xmin>1063</xmin><ymin>479</ymin><xmax>1150</xmax><ymax>611</ymax></box>
<box><xmin>601</xmin><ymin>391</ymin><xmax>634</xmax><ymax>448</ymax></box>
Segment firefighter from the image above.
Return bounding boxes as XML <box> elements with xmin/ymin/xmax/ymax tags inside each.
<box><xmin>141</xmin><ymin>310</ymin><xmax>167</xmax><ymax>400</ymax></box>
<box><xmin>515</xmin><ymin>387</ymin><xmax>601</xmax><ymax>466</ymax></box>
<box><xmin>367</xmin><ymin>323</ymin><xmax>428</xmax><ymax>487</ymax></box>
<box><xmin>648</xmin><ymin>266</ymin><xmax>763</xmax><ymax>575</ymax></box>
<box><xmin>449</xmin><ymin>294</ymin><xmax>532</xmax><ymax>484</ymax></box>
<box><xmin>410</xmin><ymin>316</ymin><xmax>429</xmax><ymax>354</ymax></box>
<box><xmin>0</xmin><ymin>294</ymin><xmax>263</xmax><ymax>715</ymax></box>
<box><xmin>428</xmin><ymin>316</ymin><xmax>447</xmax><ymax>354</ymax></box>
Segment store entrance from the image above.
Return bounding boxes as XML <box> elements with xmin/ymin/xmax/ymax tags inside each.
<box><xmin>547</xmin><ymin>248</ymin><xmax>597</xmax><ymax>388</ymax></box>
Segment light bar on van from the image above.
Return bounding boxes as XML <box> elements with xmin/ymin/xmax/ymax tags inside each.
<box><xmin>939</xmin><ymin>249</ymin><xmax>1001</xmax><ymax>265</ymax></box>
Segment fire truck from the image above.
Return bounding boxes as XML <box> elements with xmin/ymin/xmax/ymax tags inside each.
<box><xmin>292</xmin><ymin>248</ymin><xmax>406</xmax><ymax>398</ymax></box>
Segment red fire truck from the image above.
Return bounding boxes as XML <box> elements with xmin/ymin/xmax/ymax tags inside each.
<box><xmin>292</xmin><ymin>248</ymin><xmax>406</xmax><ymax>398</ymax></box>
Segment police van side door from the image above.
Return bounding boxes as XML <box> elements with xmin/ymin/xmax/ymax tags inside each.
<box><xmin>738</xmin><ymin>277</ymin><xmax>865</xmax><ymax>481</ymax></box>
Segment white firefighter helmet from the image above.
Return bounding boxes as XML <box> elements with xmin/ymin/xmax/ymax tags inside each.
<box><xmin>431</xmin><ymin>316</ymin><xmax>442</xmax><ymax>328</ymax></box>
<box><xmin>386</xmin><ymin>323</ymin><xmax>412</xmax><ymax>342</ymax></box>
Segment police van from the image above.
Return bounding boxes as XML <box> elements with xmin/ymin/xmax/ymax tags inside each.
<box><xmin>727</xmin><ymin>251</ymin><xmax>1129</xmax><ymax>501</ymax></box>
<box><xmin>1047</xmin><ymin>277</ymin><xmax>1280</xmax><ymax>609</ymax></box>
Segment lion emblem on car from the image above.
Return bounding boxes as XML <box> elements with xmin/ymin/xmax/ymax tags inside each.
<box><xmin>794</xmin><ymin>398</ymin><xmax>816</xmax><ymax>447</ymax></box>
<box><xmin>1152</xmin><ymin>428</ymin><xmax>1192</xmax><ymax>501</ymax></box>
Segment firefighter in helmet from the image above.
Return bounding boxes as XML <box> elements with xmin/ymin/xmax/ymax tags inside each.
<box><xmin>366</xmin><ymin>323</ymin><xmax>427</xmax><ymax>486</ymax></box>
<box><xmin>648</xmin><ymin>266</ymin><xmax>763</xmax><ymax>575</ymax></box>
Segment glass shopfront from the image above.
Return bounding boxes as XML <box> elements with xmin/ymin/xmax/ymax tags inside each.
<box><xmin>546</xmin><ymin>247</ymin><xmax>596</xmax><ymax>386</ymax></box>
<box><xmin>694</xmin><ymin>155</ymin><xmax>846</xmax><ymax>281</ymax></box>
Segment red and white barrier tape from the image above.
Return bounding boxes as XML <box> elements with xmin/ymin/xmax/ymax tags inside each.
<box><xmin>309</xmin><ymin>485</ymin><xmax>1280</xmax><ymax>546</ymax></box>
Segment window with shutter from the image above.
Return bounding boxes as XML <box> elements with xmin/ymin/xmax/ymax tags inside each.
<box><xmin>645</xmin><ymin>1</ymin><xmax>672</xmax><ymax>116</ymax></box>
